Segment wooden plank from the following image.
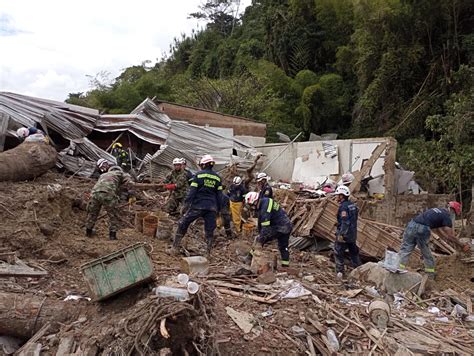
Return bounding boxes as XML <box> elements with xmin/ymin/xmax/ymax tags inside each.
<box><xmin>349</xmin><ymin>142</ymin><xmax>388</xmax><ymax>193</ymax></box>
<box><xmin>216</xmin><ymin>288</ymin><xmax>277</xmax><ymax>304</ymax></box>
<box><xmin>0</xmin><ymin>113</ymin><xmax>9</xmax><ymax>152</ymax></box>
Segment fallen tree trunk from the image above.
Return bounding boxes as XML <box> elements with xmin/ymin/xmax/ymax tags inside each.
<box><xmin>0</xmin><ymin>292</ymin><xmax>86</xmax><ymax>338</ymax></box>
<box><xmin>0</xmin><ymin>142</ymin><xmax>57</xmax><ymax>181</ymax></box>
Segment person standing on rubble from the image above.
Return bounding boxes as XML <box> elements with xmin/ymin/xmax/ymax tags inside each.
<box><xmin>256</xmin><ymin>172</ymin><xmax>273</xmax><ymax>200</ymax></box>
<box><xmin>168</xmin><ymin>155</ymin><xmax>223</xmax><ymax>256</ymax></box>
<box><xmin>219</xmin><ymin>187</ymin><xmax>234</xmax><ymax>239</ymax></box>
<box><xmin>85</xmin><ymin>160</ymin><xmax>135</xmax><ymax>240</ymax></box>
<box><xmin>334</xmin><ymin>185</ymin><xmax>361</xmax><ymax>278</ymax></box>
<box><xmin>111</xmin><ymin>142</ymin><xmax>130</xmax><ymax>171</ymax></box>
<box><xmin>163</xmin><ymin>158</ymin><xmax>189</xmax><ymax>216</ymax></box>
<box><xmin>228</xmin><ymin>176</ymin><xmax>247</xmax><ymax>233</ymax></box>
<box><xmin>245</xmin><ymin>191</ymin><xmax>292</xmax><ymax>268</ymax></box>
<box><xmin>399</xmin><ymin>202</ymin><xmax>463</xmax><ymax>279</ymax></box>
<box><xmin>181</xmin><ymin>158</ymin><xmax>194</xmax><ymax>185</ymax></box>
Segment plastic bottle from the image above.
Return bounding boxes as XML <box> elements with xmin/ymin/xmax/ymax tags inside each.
<box><xmin>154</xmin><ymin>286</ymin><xmax>189</xmax><ymax>301</ymax></box>
<box><xmin>326</xmin><ymin>328</ymin><xmax>340</xmax><ymax>352</ymax></box>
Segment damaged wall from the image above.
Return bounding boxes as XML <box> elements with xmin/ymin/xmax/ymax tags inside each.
<box><xmin>257</xmin><ymin>137</ymin><xmax>388</xmax><ymax>183</ymax></box>
<box><xmin>361</xmin><ymin>194</ymin><xmax>453</xmax><ymax>227</ymax></box>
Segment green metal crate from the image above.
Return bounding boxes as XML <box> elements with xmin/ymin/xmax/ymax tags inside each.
<box><xmin>80</xmin><ymin>243</ymin><xmax>154</xmax><ymax>301</ymax></box>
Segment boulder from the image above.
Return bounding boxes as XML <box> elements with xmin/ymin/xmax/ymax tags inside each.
<box><xmin>350</xmin><ymin>262</ymin><xmax>422</xmax><ymax>295</ymax></box>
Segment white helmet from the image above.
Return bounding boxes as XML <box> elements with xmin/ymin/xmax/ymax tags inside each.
<box><xmin>342</xmin><ymin>173</ymin><xmax>355</xmax><ymax>185</ymax></box>
<box><xmin>335</xmin><ymin>185</ymin><xmax>350</xmax><ymax>197</ymax></box>
<box><xmin>245</xmin><ymin>192</ymin><xmax>259</xmax><ymax>205</ymax></box>
<box><xmin>200</xmin><ymin>154</ymin><xmax>215</xmax><ymax>165</ymax></box>
<box><xmin>96</xmin><ymin>158</ymin><xmax>109</xmax><ymax>168</ymax></box>
<box><xmin>180</xmin><ymin>158</ymin><xmax>187</xmax><ymax>164</ymax></box>
<box><xmin>17</xmin><ymin>127</ymin><xmax>29</xmax><ymax>138</ymax></box>
<box><xmin>256</xmin><ymin>172</ymin><xmax>268</xmax><ymax>182</ymax></box>
<box><xmin>172</xmin><ymin>158</ymin><xmax>182</xmax><ymax>165</ymax></box>
<box><xmin>233</xmin><ymin>176</ymin><xmax>242</xmax><ymax>185</ymax></box>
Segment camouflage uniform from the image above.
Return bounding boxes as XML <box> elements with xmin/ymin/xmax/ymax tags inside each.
<box><xmin>163</xmin><ymin>169</ymin><xmax>189</xmax><ymax>215</ymax></box>
<box><xmin>85</xmin><ymin>169</ymin><xmax>132</xmax><ymax>232</ymax></box>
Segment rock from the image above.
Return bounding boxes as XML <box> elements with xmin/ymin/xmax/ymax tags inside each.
<box><xmin>350</xmin><ymin>262</ymin><xmax>422</xmax><ymax>295</ymax></box>
<box><xmin>39</xmin><ymin>223</ymin><xmax>55</xmax><ymax>236</ymax></box>
<box><xmin>257</xmin><ymin>271</ymin><xmax>276</xmax><ymax>284</ymax></box>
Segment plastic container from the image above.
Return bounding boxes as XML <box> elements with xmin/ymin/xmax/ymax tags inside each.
<box><xmin>383</xmin><ymin>250</ymin><xmax>400</xmax><ymax>271</ymax></box>
<box><xmin>180</xmin><ymin>256</ymin><xmax>209</xmax><ymax>276</ymax></box>
<box><xmin>154</xmin><ymin>286</ymin><xmax>189</xmax><ymax>301</ymax></box>
<box><xmin>187</xmin><ymin>281</ymin><xmax>200</xmax><ymax>294</ymax></box>
<box><xmin>135</xmin><ymin>211</ymin><xmax>150</xmax><ymax>233</ymax></box>
<box><xmin>326</xmin><ymin>329</ymin><xmax>340</xmax><ymax>352</ymax></box>
<box><xmin>81</xmin><ymin>243</ymin><xmax>154</xmax><ymax>301</ymax></box>
<box><xmin>177</xmin><ymin>273</ymin><xmax>189</xmax><ymax>285</ymax></box>
<box><xmin>143</xmin><ymin>216</ymin><xmax>158</xmax><ymax>237</ymax></box>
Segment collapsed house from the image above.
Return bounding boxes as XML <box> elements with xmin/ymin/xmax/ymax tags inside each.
<box><xmin>0</xmin><ymin>92</ymin><xmax>264</xmax><ymax>179</ymax></box>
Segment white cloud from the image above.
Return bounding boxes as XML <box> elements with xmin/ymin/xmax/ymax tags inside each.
<box><xmin>0</xmin><ymin>0</ymin><xmax>251</xmax><ymax>101</ymax></box>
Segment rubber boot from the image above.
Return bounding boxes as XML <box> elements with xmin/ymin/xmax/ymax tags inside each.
<box><xmin>206</xmin><ymin>237</ymin><xmax>214</xmax><ymax>257</ymax></box>
<box><xmin>166</xmin><ymin>233</ymin><xmax>184</xmax><ymax>256</ymax></box>
<box><xmin>109</xmin><ymin>231</ymin><xmax>117</xmax><ymax>240</ymax></box>
<box><xmin>86</xmin><ymin>228</ymin><xmax>93</xmax><ymax>238</ymax></box>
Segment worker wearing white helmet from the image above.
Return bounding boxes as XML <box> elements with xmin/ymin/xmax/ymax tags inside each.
<box><xmin>256</xmin><ymin>172</ymin><xmax>273</xmax><ymax>201</ymax></box>
<box><xmin>334</xmin><ymin>185</ymin><xmax>361</xmax><ymax>278</ymax></box>
<box><xmin>168</xmin><ymin>154</ymin><xmax>223</xmax><ymax>256</ymax></box>
<box><xmin>162</xmin><ymin>158</ymin><xmax>189</xmax><ymax>216</ymax></box>
<box><xmin>244</xmin><ymin>191</ymin><xmax>293</xmax><ymax>268</ymax></box>
<box><xmin>228</xmin><ymin>176</ymin><xmax>247</xmax><ymax>233</ymax></box>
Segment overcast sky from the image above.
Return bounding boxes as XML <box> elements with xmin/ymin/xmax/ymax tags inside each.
<box><xmin>0</xmin><ymin>0</ymin><xmax>251</xmax><ymax>101</ymax></box>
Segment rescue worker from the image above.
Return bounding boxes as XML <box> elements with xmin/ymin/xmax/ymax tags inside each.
<box><xmin>228</xmin><ymin>176</ymin><xmax>247</xmax><ymax>233</ymax></box>
<box><xmin>16</xmin><ymin>127</ymin><xmax>47</xmax><ymax>143</ymax></box>
<box><xmin>219</xmin><ymin>188</ymin><xmax>234</xmax><ymax>239</ymax></box>
<box><xmin>85</xmin><ymin>160</ymin><xmax>134</xmax><ymax>240</ymax></box>
<box><xmin>181</xmin><ymin>158</ymin><xmax>194</xmax><ymax>185</ymax></box>
<box><xmin>334</xmin><ymin>185</ymin><xmax>361</xmax><ymax>278</ymax></box>
<box><xmin>163</xmin><ymin>158</ymin><xmax>189</xmax><ymax>216</ymax></box>
<box><xmin>399</xmin><ymin>202</ymin><xmax>462</xmax><ymax>279</ymax></box>
<box><xmin>168</xmin><ymin>155</ymin><xmax>223</xmax><ymax>256</ymax></box>
<box><xmin>256</xmin><ymin>172</ymin><xmax>273</xmax><ymax>200</ymax></box>
<box><xmin>245</xmin><ymin>191</ymin><xmax>292</xmax><ymax>267</ymax></box>
<box><xmin>111</xmin><ymin>142</ymin><xmax>130</xmax><ymax>171</ymax></box>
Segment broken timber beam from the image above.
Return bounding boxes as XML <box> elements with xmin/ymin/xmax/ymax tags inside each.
<box><xmin>349</xmin><ymin>142</ymin><xmax>388</xmax><ymax>194</ymax></box>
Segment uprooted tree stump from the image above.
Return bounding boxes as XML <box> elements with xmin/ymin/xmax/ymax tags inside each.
<box><xmin>0</xmin><ymin>141</ymin><xmax>57</xmax><ymax>181</ymax></box>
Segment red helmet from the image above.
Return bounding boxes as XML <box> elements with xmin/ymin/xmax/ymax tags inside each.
<box><xmin>448</xmin><ymin>201</ymin><xmax>462</xmax><ymax>216</ymax></box>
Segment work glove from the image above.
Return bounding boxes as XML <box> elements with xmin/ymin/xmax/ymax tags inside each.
<box><xmin>164</xmin><ymin>183</ymin><xmax>177</xmax><ymax>191</ymax></box>
<box><xmin>128</xmin><ymin>196</ymin><xmax>136</xmax><ymax>205</ymax></box>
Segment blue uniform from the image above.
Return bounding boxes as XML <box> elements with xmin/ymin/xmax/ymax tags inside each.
<box><xmin>175</xmin><ymin>168</ymin><xmax>223</xmax><ymax>250</ymax></box>
<box><xmin>399</xmin><ymin>208</ymin><xmax>452</xmax><ymax>273</ymax></box>
<box><xmin>28</xmin><ymin>127</ymin><xmax>39</xmax><ymax>135</ymax></box>
<box><xmin>334</xmin><ymin>199</ymin><xmax>361</xmax><ymax>273</ymax></box>
<box><xmin>257</xmin><ymin>197</ymin><xmax>292</xmax><ymax>266</ymax></box>
<box><xmin>258</xmin><ymin>183</ymin><xmax>273</xmax><ymax>201</ymax></box>
<box><xmin>228</xmin><ymin>183</ymin><xmax>247</xmax><ymax>202</ymax></box>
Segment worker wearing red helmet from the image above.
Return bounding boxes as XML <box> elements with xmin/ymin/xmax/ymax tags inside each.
<box><xmin>168</xmin><ymin>154</ymin><xmax>223</xmax><ymax>256</ymax></box>
<box><xmin>399</xmin><ymin>201</ymin><xmax>463</xmax><ymax>279</ymax></box>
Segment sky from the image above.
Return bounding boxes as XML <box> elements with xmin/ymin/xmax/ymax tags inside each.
<box><xmin>0</xmin><ymin>0</ymin><xmax>251</xmax><ymax>101</ymax></box>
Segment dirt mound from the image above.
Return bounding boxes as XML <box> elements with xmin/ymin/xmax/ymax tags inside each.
<box><xmin>436</xmin><ymin>254</ymin><xmax>474</xmax><ymax>292</ymax></box>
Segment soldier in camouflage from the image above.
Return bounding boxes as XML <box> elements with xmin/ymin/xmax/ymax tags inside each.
<box><xmin>85</xmin><ymin>159</ymin><xmax>134</xmax><ymax>240</ymax></box>
<box><xmin>163</xmin><ymin>158</ymin><xmax>189</xmax><ymax>216</ymax></box>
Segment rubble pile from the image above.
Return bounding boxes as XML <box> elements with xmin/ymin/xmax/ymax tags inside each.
<box><xmin>0</xmin><ymin>174</ymin><xmax>473</xmax><ymax>355</ymax></box>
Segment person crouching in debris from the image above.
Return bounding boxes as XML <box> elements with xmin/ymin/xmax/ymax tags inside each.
<box><xmin>168</xmin><ymin>155</ymin><xmax>223</xmax><ymax>256</ymax></box>
<box><xmin>85</xmin><ymin>160</ymin><xmax>135</xmax><ymax>240</ymax></box>
<box><xmin>256</xmin><ymin>172</ymin><xmax>273</xmax><ymax>200</ymax></box>
<box><xmin>228</xmin><ymin>176</ymin><xmax>247</xmax><ymax>233</ymax></box>
<box><xmin>399</xmin><ymin>202</ymin><xmax>463</xmax><ymax>279</ymax></box>
<box><xmin>245</xmin><ymin>191</ymin><xmax>292</xmax><ymax>268</ymax></box>
<box><xmin>111</xmin><ymin>142</ymin><xmax>130</xmax><ymax>171</ymax></box>
<box><xmin>334</xmin><ymin>185</ymin><xmax>361</xmax><ymax>278</ymax></box>
<box><xmin>163</xmin><ymin>158</ymin><xmax>189</xmax><ymax>216</ymax></box>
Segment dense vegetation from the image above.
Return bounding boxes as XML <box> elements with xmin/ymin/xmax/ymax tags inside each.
<box><xmin>67</xmin><ymin>0</ymin><xmax>473</xmax><ymax>197</ymax></box>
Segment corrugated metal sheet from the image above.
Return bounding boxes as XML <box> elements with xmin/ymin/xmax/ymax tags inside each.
<box><xmin>0</xmin><ymin>92</ymin><xmax>98</xmax><ymax>139</ymax></box>
<box><xmin>95</xmin><ymin>99</ymin><xmax>170</xmax><ymax>145</ymax></box>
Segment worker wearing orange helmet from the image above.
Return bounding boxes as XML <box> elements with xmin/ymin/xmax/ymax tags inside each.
<box><xmin>399</xmin><ymin>201</ymin><xmax>463</xmax><ymax>279</ymax></box>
